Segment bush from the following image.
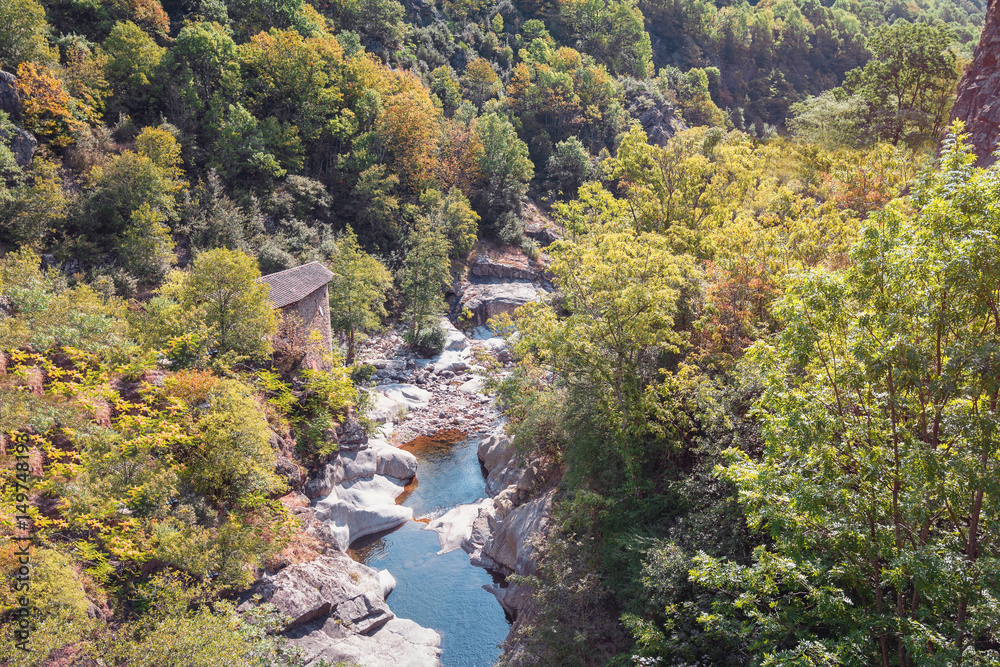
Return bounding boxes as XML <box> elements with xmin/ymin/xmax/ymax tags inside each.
<box><xmin>405</xmin><ymin>321</ymin><xmax>445</xmax><ymax>356</ymax></box>
<box><xmin>188</xmin><ymin>379</ymin><xmax>285</xmax><ymax>502</ymax></box>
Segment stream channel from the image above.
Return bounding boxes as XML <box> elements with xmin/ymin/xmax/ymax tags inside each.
<box><xmin>349</xmin><ymin>430</ymin><xmax>511</xmax><ymax>666</ymax></box>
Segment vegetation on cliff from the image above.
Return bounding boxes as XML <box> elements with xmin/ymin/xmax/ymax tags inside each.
<box><xmin>0</xmin><ymin>0</ymin><xmax>993</xmax><ymax>661</ymax></box>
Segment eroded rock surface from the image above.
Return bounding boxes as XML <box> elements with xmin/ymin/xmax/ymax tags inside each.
<box><xmin>243</xmin><ymin>552</ymin><xmax>441</xmax><ymax>667</ymax></box>
<box><xmin>952</xmin><ymin>0</ymin><xmax>1000</xmax><ymax>166</ymax></box>
<box><xmin>455</xmin><ymin>429</ymin><xmax>559</xmax><ymax>624</ymax></box>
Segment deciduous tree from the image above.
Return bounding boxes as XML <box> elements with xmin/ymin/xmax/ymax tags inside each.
<box><xmin>326</xmin><ymin>226</ymin><xmax>392</xmax><ymax>363</ymax></box>
<box><xmin>175</xmin><ymin>248</ymin><xmax>277</xmax><ymax>360</ymax></box>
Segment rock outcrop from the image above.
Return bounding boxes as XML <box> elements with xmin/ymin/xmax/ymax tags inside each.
<box><xmin>312</xmin><ymin>436</ymin><xmax>418</xmax><ymax>551</ymax></box>
<box><xmin>453</xmin><ymin>247</ymin><xmax>553</xmax><ymax>327</ymax></box>
<box><xmin>0</xmin><ymin>72</ymin><xmax>21</xmax><ymax>120</ymax></box>
<box><xmin>458</xmin><ymin>282</ymin><xmax>545</xmax><ymax>326</ymax></box>
<box><xmin>952</xmin><ymin>0</ymin><xmax>1000</xmax><ymax>166</ymax></box>
<box><xmin>242</xmin><ymin>552</ymin><xmax>441</xmax><ymax>667</ymax></box>
<box><xmin>0</xmin><ymin>125</ymin><xmax>36</xmax><ymax>167</ymax></box>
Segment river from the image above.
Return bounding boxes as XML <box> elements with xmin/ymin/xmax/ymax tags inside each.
<box><xmin>349</xmin><ymin>430</ymin><xmax>510</xmax><ymax>666</ymax></box>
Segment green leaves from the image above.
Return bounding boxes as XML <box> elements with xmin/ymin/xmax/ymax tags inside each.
<box><xmin>840</xmin><ymin>21</ymin><xmax>959</xmax><ymax>148</ymax></box>
<box><xmin>699</xmin><ymin>126</ymin><xmax>1000</xmax><ymax>664</ymax></box>
<box><xmin>326</xmin><ymin>226</ymin><xmax>392</xmax><ymax>363</ymax></box>
<box><xmin>176</xmin><ymin>248</ymin><xmax>277</xmax><ymax>361</ymax></box>
<box><xmin>399</xmin><ymin>217</ymin><xmax>451</xmax><ymax>342</ymax></box>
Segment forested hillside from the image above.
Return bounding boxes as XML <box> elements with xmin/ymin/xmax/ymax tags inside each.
<box><xmin>0</xmin><ymin>0</ymin><xmax>996</xmax><ymax>662</ymax></box>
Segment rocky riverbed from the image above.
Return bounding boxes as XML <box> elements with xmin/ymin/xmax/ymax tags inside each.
<box><xmin>251</xmin><ymin>303</ymin><xmax>557</xmax><ymax>666</ymax></box>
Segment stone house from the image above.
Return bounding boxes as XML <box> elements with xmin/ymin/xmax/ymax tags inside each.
<box><xmin>258</xmin><ymin>261</ymin><xmax>334</xmax><ymax>369</ymax></box>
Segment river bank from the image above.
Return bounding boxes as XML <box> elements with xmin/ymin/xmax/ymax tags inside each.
<box><xmin>244</xmin><ymin>315</ymin><xmax>553</xmax><ymax>666</ymax></box>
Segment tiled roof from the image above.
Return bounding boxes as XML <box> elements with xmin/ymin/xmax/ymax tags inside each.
<box><xmin>258</xmin><ymin>261</ymin><xmax>334</xmax><ymax>308</ymax></box>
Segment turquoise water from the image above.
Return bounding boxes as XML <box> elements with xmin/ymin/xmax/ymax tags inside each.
<box><xmin>350</xmin><ymin>432</ymin><xmax>510</xmax><ymax>666</ymax></box>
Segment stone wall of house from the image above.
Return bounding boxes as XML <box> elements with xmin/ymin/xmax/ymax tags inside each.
<box><xmin>281</xmin><ymin>284</ymin><xmax>333</xmax><ymax>369</ymax></box>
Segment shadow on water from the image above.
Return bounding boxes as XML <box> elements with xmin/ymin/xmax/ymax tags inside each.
<box><xmin>348</xmin><ymin>430</ymin><xmax>511</xmax><ymax>667</ymax></box>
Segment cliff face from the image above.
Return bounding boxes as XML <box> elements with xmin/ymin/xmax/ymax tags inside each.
<box><xmin>952</xmin><ymin>0</ymin><xmax>1000</xmax><ymax>166</ymax></box>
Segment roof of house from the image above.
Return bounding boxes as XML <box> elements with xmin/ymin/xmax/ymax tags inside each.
<box><xmin>258</xmin><ymin>261</ymin><xmax>334</xmax><ymax>309</ymax></box>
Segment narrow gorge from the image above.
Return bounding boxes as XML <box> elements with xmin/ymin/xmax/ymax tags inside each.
<box><xmin>243</xmin><ymin>254</ymin><xmax>558</xmax><ymax>667</ymax></box>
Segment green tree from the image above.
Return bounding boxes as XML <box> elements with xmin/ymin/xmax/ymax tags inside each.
<box><xmin>787</xmin><ymin>90</ymin><xmax>867</xmax><ymax>149</ymax></box>
<box><xmin>351</xmin><ymin>165</ymin><xmax>400</xmax><ymax>249</ymax></box>
<box><xmin>78</xmin><ymin>149</ymin><xmax>183</xmax><ymax>248</ymax></box>
<box><xmin>0</xmin><ymin>0</ymin><xmax>54</xmax><ymax>66</ymax></box>
<box><xmin>841</xmin><ymin>21</ymin><xmax>959</xmax><ymax>147</ymax></box>
<box><xmin>208</xmin><ymin>103</ymin><xmax>289</xmax><ymax>184</ymax></box>
<box><xmin>557</xmin><ymin>0</ymin><xmax>653</xmax><ymax>78</ymax></box>
<box><xmin>175</xmin><ymin>248</ymin><xmax>277</xmax><ymax>360</ymax></box>
<box><xmin>472</xmin><ymin>112</ymin><xmax>533</xmax><ymax>238</ymax></box>
<box><xmin>546</xmin><ymin>136</ymin><xmax>590</xmax><ymax>197</ymax></box>
<box><xmin>690</xmin><ymin>125</ymin><xmax>1000</xmax><ymax>664</ymax></box>
<box><xmin>119</xmin><ymin>202</ymin><xmax>177</xmax><ymax>283</ymax></box>
<box><xmin>511</xmin><ymin>223</ymin><xmax>696</xmax><ymax>488</ymax></box>
<box><xmin>182</xmin><ymin>170</ymin><xmax>265</xmax><ymax>253</ymax></box>
<box><xmin>168</xmin><ymin>21</ymin><xmax>240</xmax><ymax>103</ymax></box>
<box><xmin>420</xmin><ymin>186</ymin><xmax>479</xmax><ymax>259</ymax></box>
<box><xmin>189</xmin><ymin>379</ymin><xmax>284</xmax><ymax>502</ymax></box>
<box><xmin>102</xmin><ymin>20</ymin><xmax>166</xmax><ymax>94</ymax></box>
<box><xmin>399</xmin><ymin>218</ymin><xmax>451</xmax><ymax>342</ymax></box>
<box><xmin>326</xmin><ymin>226</ymin><xmax>392</xmax><ymax>364</ymax></box>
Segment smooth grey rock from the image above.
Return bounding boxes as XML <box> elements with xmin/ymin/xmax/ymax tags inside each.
<box><xmin>377</xmin><ymin>570</ymin><xmax>396</xmax><ymax>600</ymax></box>
<box><xmin>338</xmin><ymin>448</ymin><xmax>379</xmax><ymax>483</ymax></box>
<box><xmin>318</xmin><ymin>498</ymin><xmax>413</xmax><ymax>551</ymax></box>
<box><xmin>369</xmin><ymin>384</ymin><xmax>432</xmax><ymax>423</ymax></box>
<box><xmin>478</xmin><ymin>433</ymin><xmax>522</xmax><ymax>497</ymax></box>
<box><xmin>424</xmin><ymin>498</ymin><xmax>491</xmax><ymax>554</ymax></box>
<box><xmin>482</xmin><ymin>489</ymin><xmax>554</xmax><ymax>575</ymax></box>
<box><xmin>372</xmin><ymin>443</ymin><xmax>418</xmax><ymax>480</ymax></box>
<box><xmin>297</xmin><ymin>616</ymin><xmax>441</xmax><ymax>667</ymax></box>
<box><xmin>431</xmin><ymin>349</ymin><xmax>470</xmax><ymax>374</ymax></box>
<box><xmin>458</xmin><ymin>377</ymin><xmax>483</xmax><ymax>394</ymax></box>
<box><xmin>441</xmin><ymin>317</ymin><xmax>468</xmax><ymax>351</ymax></box>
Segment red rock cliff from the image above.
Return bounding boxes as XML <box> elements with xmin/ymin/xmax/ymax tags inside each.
<box><xmin>952</xmin><ymin>0</ymin><xmax>1000</xmax><ymax>166</ymax></box>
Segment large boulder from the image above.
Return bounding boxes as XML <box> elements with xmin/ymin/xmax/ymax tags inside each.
<box><xmin>0</xmin><ymin>72</ymin><xmax>20</xmax><ymax>120</ymax></box>
<box><xmin>371</xmin><ymin>440</ymin><xmax>418</xmax><ymax>480</ymax></box>
<box><xmin>246</xmin><ymin>553</ymin><xmax>393</xmax><ymax>632</ymax></box>
<box><xmin>481</xmin><ymin>489</ymin><xmax>553</xmax><ymax>575</ymax></box>
<box><xmin>458</xmin><ymin>282</ymin><xmax>542</xmax><ymax>327</ymax></box>
<box><xmin>441</xmin><ymin>317</ymin><xmax>468</xmax><ymax>351</ymax></box>
<box><xmin>0</xmin><ymin>126</ymin><xmax>36</xmax><ymax>167</ymax></box>
<box><xmin>478</xmin><ymin>432</ymin><xmax>522</xmax><ymax>497</ymax></box>
<box><xmin>292</xmin><ymin>616</ymin><xmax>441</xmax><ymax>667</ymax></box>
<box><xmin>369</xmin><ymin>384</ymin><xmax>432</xmax><ymax>422</ymax></box>
<box><xmin>430</xmin><ymin>349</ymin><xmax>470</xmax><ymax>374</ymax></box>
<box><xmin>246</xmin><ymin>553</ymin><xmax>441</xmax><ymax>667</ymax></box>
<box><xmin>424</xmin><ymin>497</ymin><xmax>491</xmax><ymax>554</ymax></box>
<box><xmin>316</xmin><ymin>499</ymin><xmax>413</xmax><ymax>552</ymax></box>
